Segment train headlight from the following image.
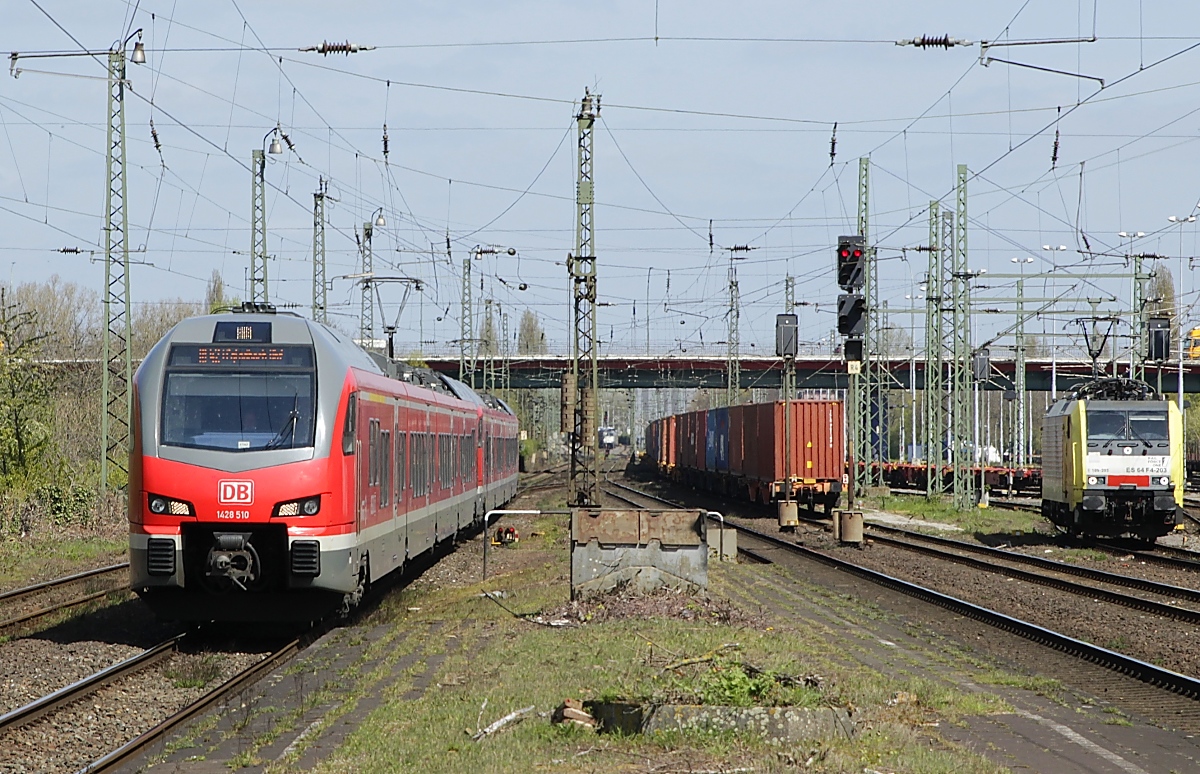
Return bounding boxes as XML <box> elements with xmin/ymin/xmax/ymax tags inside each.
<box><xmin>147</xmin><ymin>494</ymin><xmax>194</xmax><ymax>516</ymax></box>
<box><xmin>273</xmin><ymin>496</ymin><xmax>322</xmax><ymax>517</ymax></box>
<box><xmin>1161</xmin><ymin>476</ymin><xmax>1170</xmax><ymax>486</ymax></box>
<box><xmin>1087</xmin><ymin>476</ymin><xmax>1097</xmax><ymax>486</ymax></box>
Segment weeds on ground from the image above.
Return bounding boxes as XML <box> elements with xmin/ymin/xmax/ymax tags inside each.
<box><xmin>303</xmin><ymin>553</ymin><xmax>1012</xmax><ymax>774</ymax></box>
<box><xmin>165</xmin><ymin>654</ymin><xmax>224</xmax><ymax>689</ymax></box>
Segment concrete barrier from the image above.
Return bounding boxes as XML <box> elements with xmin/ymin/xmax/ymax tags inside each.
<box><xmin>570</xmin><ymin>509</ymin><xmax>707</xmax><ymax>599</ymax></box>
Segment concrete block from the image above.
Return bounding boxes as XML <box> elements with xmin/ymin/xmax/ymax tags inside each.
<box><xmin>707</xmin><ymin>528</ymin><xmax>738</xmax><ymax>561</ymax></box>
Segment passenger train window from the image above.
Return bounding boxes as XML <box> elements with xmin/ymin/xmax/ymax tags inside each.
<box><xmin>381</xmin><ymin>430</ymin><xmax>392</xmax><ymax>504</ymax></box>
<box><xmin>396</xmin><ymin>432</ymin><xmax>406</xmax><ymax>501</ymax></box>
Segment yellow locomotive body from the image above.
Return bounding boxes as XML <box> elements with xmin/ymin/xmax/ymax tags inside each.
<box><xmin>1042</xmin><ymin>385</ymin><xmax>1183</xmax><ymax>540</ymax></box>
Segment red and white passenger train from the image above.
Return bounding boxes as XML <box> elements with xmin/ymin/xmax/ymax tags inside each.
<box><xmin>129</xmin><ymin>304</ymin><xmax>519</xmax><ymax>621</ymax></box>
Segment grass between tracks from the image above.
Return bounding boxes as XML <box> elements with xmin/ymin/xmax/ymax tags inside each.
<box><xmin>0</xmin><ymin>534</ymin><xmax>126</xmax><ymax>592</ymax></box>
<box><xmin>868</xmin><ymin>493</ymin><xmax>1043</xmax><ymax>537</ymax></box>
<box><xmin>278</xmin><ymin>528</ymin><xmax>1018</xmax><ymax>772</ymax></box>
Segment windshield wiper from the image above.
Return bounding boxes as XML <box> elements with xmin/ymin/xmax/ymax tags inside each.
<box><xmin>265</xmin><ymin>394</ymin><xmax>301</xmax><ymax>449</ymax></box>
<box><xmin>1125</xmin><ymin>421</ymin><xmax>1154</xmax><ymax>449</ymax></box>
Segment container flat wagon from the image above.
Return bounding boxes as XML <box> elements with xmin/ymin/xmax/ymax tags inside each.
<box><xmin>647</xmin><ymin>400</ymin><xmax>844</xmax><ymax>514</ymax></box>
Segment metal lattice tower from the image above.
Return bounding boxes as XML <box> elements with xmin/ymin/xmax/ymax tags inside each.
<box><xmin>460</xmin><ymin>255</ymin><xmax>475</xmax><ymax>386</ymax></box>
<box><xmin>359</xmin><ymin>222</ymin><xmax>374</xmax><ymax>348</ymax></box>
<box><xmin>483</xmin><ymin>299</ymin><xmax>496</xmax><ymax>392</ymax></box>
<box><xmin>250</xmin><ymin>149</ymin><xmax>268</xmax><ymax>303</ymax></box>
<box><xmin>853</xmin><ymin>157</ymin><xmax>878</xmax><ymax>490</ymax></box>
<box><xmin>1131</xmin><ymin>253</ymin><xmax>1146</xmax><ymax>382</ymax></box>
<box><xmin>568</xmin><ymin>89</ymin><xmax>600</xmax><ymax>508</ymax></box>
<box><xmin>951</xmin><ymin>164</ymin><xmax>974</xmax><ymax>509</ymax></box>
<box><xmin>312</xmin><ymin>183</ymin><xmax>327</xmax><ymax>323</ymax></box>
<box><xmin>726</xmin><ymin>258</ymin><xmax>741</xmax><ymax>406</ymax></box>
<box><xmin>923</xmin><ymin>201</ymin><xmax>945</xmax><ymax>496</ymax></box>
<box><xmin>100</xmin><ymin>49</ymin><xmax>132</xmax><ymax>489</ymax></box>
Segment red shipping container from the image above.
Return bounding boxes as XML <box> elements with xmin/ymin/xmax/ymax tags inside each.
<box><xmin>739</xmin><ymin>400</ymin><xmax>844</xmax><ymax>491</ymax></box>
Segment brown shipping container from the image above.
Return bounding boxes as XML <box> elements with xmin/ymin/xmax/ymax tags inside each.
<box><xmin>680</xmin><ymin>410</ymin><xmax>707</xmax><ymax>472</ymax></box>
<box><xmin>664</xmin><ymin>415</ymin><xmax>677</xmax><ymax>469</ymax></box>
<box><xmin>741</xmin><ymin>400</ymin><xmax>844</xmax><ymax>486</ymax></box>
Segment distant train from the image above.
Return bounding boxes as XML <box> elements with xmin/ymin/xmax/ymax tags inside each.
<box><xmin>129</xmin><ymin>304</ymin><xmax>519</xmax><ymax>622</ymax></box>
<box><xmin>645</xmin><ymin>400</ymin><xmax>844</xmax><ymax>515</ymax></box>
<box><xmin>1041</xmin><ymin>378</ymin><xmax>1182</xmax><ymax>541</ymax></box>
<box><xmin>599</xmin><ymin>426</ymin><xmax>617</xmax><ymax>450</ymax></box>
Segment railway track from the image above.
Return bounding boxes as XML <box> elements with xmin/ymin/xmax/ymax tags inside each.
<box><xmin>80</xmin><ymin>636</ymin><xmax>299</xmax><ymax>773</ymax></box>
<box><xmin>0</xmin><ymin>563</ymin><xmax>130</xmax><ymax>632</ymax></box>
<box><xmin>0</xmin><ymin>634</ymin><xmax>185</xmax><ymax>734</ymax></box>
<box><xmin>600</xmin><ymin>477</ymin><xmax>1200</xmax><ymax>704</ymax></box>
<box><xmin>0</xmin><ymin>626</ymin><xmax>299</xmax><ymax>773</ymax></box>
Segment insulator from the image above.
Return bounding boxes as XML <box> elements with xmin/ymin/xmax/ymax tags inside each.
<box><xmin>280</xmin><ymin>131</ymin><xmax>296</xmax><ymax>152</ymax></box>
<box><xmin>1051</xmin><ymin>128</ymin><xmax>1060</xmax><ymax>170</ymax></box>
<box><xmin>382</xmin><ymin>124</ymin><xmax>389</xmax><ymax>159</ymax></box>
<box><xmin>829</xmin><ymin>121</ymin><xmax>838</xmax><ymax>165</ymax></box>
<box><xmin>149</xmin><ymin>118</ymin><xmax>161</xmax><ymax>153</ymax></box>
<box><xmin>312</xmin><ymin>40</ymin><xmax>361</xmax><ymax>56</ymax></box>
<box><xmin>905</xmin><ymin>34</ymin><xmax>956</xmax><ymax>49</ymax></box>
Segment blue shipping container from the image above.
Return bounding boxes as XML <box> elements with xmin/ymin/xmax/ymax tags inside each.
<box><xmin>706</xmin><ymin>407</ymin><xmax>730</xmax><ymax>472</ymax></box>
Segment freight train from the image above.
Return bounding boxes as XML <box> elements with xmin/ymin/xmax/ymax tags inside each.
<box><xmin>128</xmin><ymin>304</ymin><xmax>519</xmax><ymax>622</ymax></box>
<box><xmin>1041</xmin><ymin>377</ymin><xmax>1183</xmax><ymax>541</ymax></box>
<box><xmin>644</xmin><ymin>400</ymin><xmax>844</xmax><ymax>516</ymax></box>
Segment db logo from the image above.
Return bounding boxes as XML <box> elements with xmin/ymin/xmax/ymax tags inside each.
<box><xmin>218</xmin><ymin>480</ymin><xmax>254</xmax><ymax>505</ymax></box>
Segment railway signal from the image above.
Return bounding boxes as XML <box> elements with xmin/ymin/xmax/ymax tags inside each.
<box><xmin>836</xmin><ymin>235</ymin><xmax>866</xmax><ymax>290</ymax></box>
<box><xmin>837</xmin><ymin>294</ymin><xmax>866</xmax><ymax>336</ymax></box>
<box><xmin>1148</xmin><ymin>317</ymin><xmax>1170</xmax><ymax>362</ymax></box>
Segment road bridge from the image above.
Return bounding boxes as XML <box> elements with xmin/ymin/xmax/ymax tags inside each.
<box><xmin>423</xmin><ymin>355</ymin><xmax>1200</xmax><ymax>393</ymax></box>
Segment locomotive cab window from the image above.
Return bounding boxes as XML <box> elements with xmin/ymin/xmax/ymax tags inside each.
<box><xmin>160</xmin><ymin>344</ymin><xmax>317</xmax><ymax>452</ymax></box>
<box><xmin>1087</xmin><ymin>408</ymin><xmax>1169</xmax><ymax>444</ymax></box>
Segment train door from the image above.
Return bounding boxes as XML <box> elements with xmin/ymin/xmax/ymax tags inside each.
<box><xmin>476</xmin><ymin>409</ymin><xmax>485</xmax><ymax>517</ymax></box>
<box><xmin>354</xmin><ymin>394</ymin><xmax>366</xmax><ymax>536</ymax></box>
<box><xmin>389</xmin><ymin>399</ymin><xmax>402</xmax><ymax>573</ymax></box>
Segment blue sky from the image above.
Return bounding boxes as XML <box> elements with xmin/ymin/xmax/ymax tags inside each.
<box><xmin>3</xmin><ymin>1</ymin><xmax>1200</xmax><ymax>359</ymax></box>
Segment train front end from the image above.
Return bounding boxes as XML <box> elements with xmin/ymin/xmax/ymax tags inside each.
<box><xmin>1074</xmin><ymin>399</ymin><xmax>1183</xmax><ymax>539</ymax></box>
<box><xmin>128</xmin><ymin>310</ymin><xmax>360</xmax><ymax>622</ymax></box>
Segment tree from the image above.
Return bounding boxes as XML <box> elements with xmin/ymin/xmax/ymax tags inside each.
<box><xmin>517</xmin><ymin>310</ymin><xmax>547</xmax><ymax>355</ymax></box>
<box><xmin>131</xmin><ymin>298</ymin><xmax>205</xmax><ymax>359</ymax></box>
<box><xmin>205</xmin><ymin>270</ymin><xmax>227</xmax><ymax>313</ymax></box>
<box><xmin>0</xmin><ymin>301</ymin><xmax>53</xmax><ymax>481</ymax></box>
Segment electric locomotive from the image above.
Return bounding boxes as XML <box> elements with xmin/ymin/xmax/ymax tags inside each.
<box><xmin>1041</xmin><ymin>378</ymin><xmax>1183</xmax><ymax>540</ymax></box>
<box><xmin>128</xmin><ymin>303</ymin><xmax>519</xmax><ymax>622</ymax></box>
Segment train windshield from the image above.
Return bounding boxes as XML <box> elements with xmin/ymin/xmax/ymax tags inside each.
<box><xmin>1086</xmin><ymin>408</ymin><xmax>1169</xmax><ymax>443</ymax></box>
<box><xmin>161</xmin><ymin>372</ymin><xmax>317</xmax><ymax>451</ymax></box>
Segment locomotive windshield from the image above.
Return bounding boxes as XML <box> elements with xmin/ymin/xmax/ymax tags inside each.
<box><xmin>1086</xmin><ymin>408</ymin><xmax>1169</xmax><ymax>443</ymax></box>
<box><xmin>160</xmin><ymin>345</ymin><xmax>317</xmax><ymax>452</ymax></box>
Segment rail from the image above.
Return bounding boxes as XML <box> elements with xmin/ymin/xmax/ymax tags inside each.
<box><xmin>608</xmin><ymin>477</ymin><xmax>1200</xmax><ymax>701</ymax></box>
<box><xmin>80</xmin><ymin>637</ymin><xmax>302</xmax><ymax>774</ymax></box>
<box><xmin>0</xmin><ymin>563</ymin><xmax>130</xmax><ymax>630</ymax></box>
<box><xmin>0</xmin><ymin>634</ymin><xmax>183</xmax><ymax>733</ymax></box>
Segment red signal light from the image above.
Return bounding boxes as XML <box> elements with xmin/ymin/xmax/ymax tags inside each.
<box><xmin>840</xmin><ymin>248</ymin><xmax>850</xmax><ymax>258</ymax></box>
<box><xmin>852</xmin><ymin>249</ymin><xmax>862</xmax><ymax>258</ymax></box>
